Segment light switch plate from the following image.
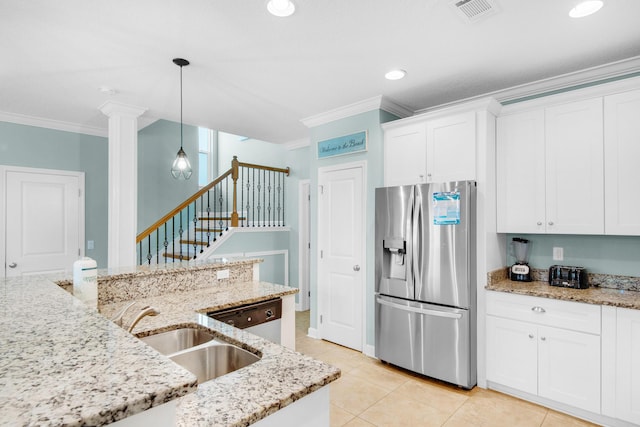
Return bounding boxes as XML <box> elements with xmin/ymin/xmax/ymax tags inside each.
<box><xmin>217</xmin><ymin>269</ymin><xmax>230</xmax><ymax>280</ymax></box>
<box><xmin>87</xmin><ymin>240</ymin><xmax>94</xmax><ymax>250</ymax></box>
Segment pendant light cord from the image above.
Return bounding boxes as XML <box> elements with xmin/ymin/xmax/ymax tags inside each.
<box><xmin>180</xmin><ymin>64</ymin><xmax>183</xmax><ymax>150</ymax></box>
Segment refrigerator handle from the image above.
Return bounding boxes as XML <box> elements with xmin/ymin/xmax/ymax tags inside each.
<box><xmin>412</xmin><ymin>189</ymin><xmax>422</xmax><ymax>286</ymax></box>
<box><xmin>407</xmin><ymin>188</ymin><xmax>415</xmax><ymax>287</ymax></box>
<box><xmin>376</xmin><ymin>297</ymin><xmax>463</xmax><ymax>319</ymax></box>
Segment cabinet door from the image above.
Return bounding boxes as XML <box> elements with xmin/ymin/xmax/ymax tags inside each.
<box><xmin>496</xmin><ymin>110</ymin><xmax>546</xmax><ymax>233</ymax></box>
<box><xmin>384</xmin><ymin>123</ymin><xmax>427</xmax><ymax>187</ymax></box>
<box><xmin>538</xmin><ymin>326</ymin><xmax>600</xmax><ymax>413</ymax></box>
<box><xmin>425</xmin><ymin>112</ymin><xmax>475</xmax><ymax>182</ymax></box>
<box><xmin>486</xmin><ymin>316</ymin><xmax>537</xmax><ymax>395</ymax></box>
<box><xmin>604</xmin><ymin>89</ymin><xmax>640</xmax><ymax>235</ymax></box>
<box><xmin>545</xmin><ymin>98</ymin><xmax>604</xmax><ymax>234</ymax></box>
<box><xmin>616</xmin><ymin>307</ymin><xmax>640</xmax><ymax>424</ymax></box>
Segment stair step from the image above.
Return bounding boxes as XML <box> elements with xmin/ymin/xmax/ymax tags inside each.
<box><xmin>180</xmin><ymin>239</ymin><xmax>209</xmax><ymax>246</ymax></box>
<box><xmin>194</xmin><ymin>228</ymin><xmax>224</xmax><ymax>233</ymax></box>
<box><xmin>163</xmin><ymin>252</ymin><xmax>193</xmax><ymax>260</ymax></box>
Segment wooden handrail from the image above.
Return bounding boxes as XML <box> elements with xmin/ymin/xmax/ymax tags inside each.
<box><xmin>237</xmin><ymin>161</ymin><xmax>290</xmax><ymax>176</ymax></box>
<box><xmin>136</xmin><ymin>168</ymin><xmax>233</xmax><ymax>243</ymax></box>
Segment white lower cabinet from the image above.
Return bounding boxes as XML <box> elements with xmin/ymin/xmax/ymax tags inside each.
<box><xmin>615</xmin><ymin>307</ymin><xmax>640</xmax><ymax>424</ymax></box>
<box><xmin>486</xmin><ymin>291</ymin><xmax>601</xmax><ymax>413</ymax></box>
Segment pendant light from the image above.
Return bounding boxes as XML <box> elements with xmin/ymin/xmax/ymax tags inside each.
<box><xmin>171</xmin><ymin>58</ymin><xmax>193</xmax><ymax>180</ymax></box>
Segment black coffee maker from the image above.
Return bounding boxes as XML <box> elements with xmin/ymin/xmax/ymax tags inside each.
<box><xmin>509</xmin><ymin>237</ymin><xmax>532</xmax><ymax>282</ymax></box>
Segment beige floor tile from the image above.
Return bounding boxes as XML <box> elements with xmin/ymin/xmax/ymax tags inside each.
<box><xmin>359</xmin><ymin>392</ymin><xmax>453</xmax><ymax>427</ymax></box>
<box><xmin>443</xmin><ymin>388</ymin><xmax>548</xmax><ymax>427</ymax></box>
<box><xmin>344</xmin><ymin>417</ymin><xmax>377</xmax><ymax>427</ymax></box>
<box><xmin>330</xmin><ymin>373</ymin><xmax>390</xmax><ymax>415</ymax></box>
<box><xmin>394</xmin><ymin>378</ymin><xmax>469</xmax><ymax>413</ymax></box>
<box><xmin>315</xmin><ymin>346</ymin><xmax>369</xmax><ymax>373</ymax></box>
<box><xmin>349</xmin><ymin>361</ymin><xmax>411</xmax><ymax>392</ymax></box>
<box><xmin>331</xmin><ymin>403</ymin><xmax>355</xmax><ymax>427</ymax></box>
<box><xmin>542</xmin><ymin>410</ymin><xmax>600</xmax><ymax>426</ymax></box>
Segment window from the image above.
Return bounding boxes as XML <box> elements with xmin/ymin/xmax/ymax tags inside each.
<box><xmin>198</xmin><ymin>128</ymin><xmax>214</xmax><ymax>187</ymax></box>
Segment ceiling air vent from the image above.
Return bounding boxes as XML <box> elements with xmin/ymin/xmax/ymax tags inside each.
<box><xmin>451</xmin><ymin>0</ymin><xmax>499</xmax><ymax>23</ymax></box>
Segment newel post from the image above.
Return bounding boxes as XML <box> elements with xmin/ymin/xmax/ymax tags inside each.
<box><xmin>231</xmin><ymin>156</ymin><xmax>239</xmax><ymax>227</ymax></box>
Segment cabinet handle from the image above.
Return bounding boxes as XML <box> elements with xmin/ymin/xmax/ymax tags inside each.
<box><xmin>536</xmin><ymin>221</ymin><xmax>542</xmax><ymax>226</ymax></box>
<box><xmin>548</xmin><ymin>221</ymin><xmax>554</xmax><ymax>226</ymax></box>
<box><xmin>528</xmin><ymin>334</ymin><xmax>534</xmax><ymax>339</ymax></box>
<box><xmin>541</xmin><ymin>337</ymin><xmax>547</xmax><ymax>341</ymax></box>
<box><xmin>531</xmin><ymin>306</ymin><xmax>546</xmax><ymax>313</ymax></box>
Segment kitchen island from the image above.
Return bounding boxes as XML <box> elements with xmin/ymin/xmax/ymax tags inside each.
<box><xmin>0</xmin><ymin>259</ymin><xmax>340</xmax><ymax>426</ymax></box>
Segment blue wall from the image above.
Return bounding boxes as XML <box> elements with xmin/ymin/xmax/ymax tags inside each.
<box><xmin>0</xmin><ymin>121</ymin><xmax>109</xmax><ymax>267</ymax></box>
<box><xmin>507</xmin><ymin>233</ymin><xmax>640</xmax><ymax>276</ymax></box>
<box><xmin>308</xmin><ymin>109</ymin><xmax>398</xmax><ymax>348</ymax></box>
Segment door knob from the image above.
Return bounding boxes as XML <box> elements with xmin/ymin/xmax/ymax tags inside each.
<box><xmin>8</xmin><ymin>262</ymin><xmax>17</xmax><ymax>268</ymax></box>
<box><xmin>353</xmin><ymin>265</ymin><xmax>360</xmax><ymax>271</ymax></box>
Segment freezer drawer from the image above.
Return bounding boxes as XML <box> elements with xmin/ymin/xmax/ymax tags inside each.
<box><xmin>375</xmin><ymin>295</ymin><xmax>476</xmax><ymax>389</ymax></box>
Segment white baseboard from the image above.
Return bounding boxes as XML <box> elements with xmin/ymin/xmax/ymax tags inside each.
<box><xmin>363</xmin><ymin>344</ymin><xmax>376</xmax><ymax>359</ymax></box>
<box><xmin>307</xmin><ymin>327</ymin><xmax>319</xmax><ymax>339</ymax></box>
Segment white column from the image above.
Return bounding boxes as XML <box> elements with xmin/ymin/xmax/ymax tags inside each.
<box><xmin>99</xmin><ymin>101</ymin><xmax>147</xmax><ymax>270</ymax></box>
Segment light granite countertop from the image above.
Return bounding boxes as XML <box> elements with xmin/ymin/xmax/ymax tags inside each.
<box><xmin>1</xmin><ymin>272</ymin><xmax>340</xmax><ymax>427</ymax></box>
<box><xmin>0</xmin><ymin>275</ymin><xmax>197</xmax><ymax>426</ymax></box>
<box><xmin>486</xmin><ymin>279</ymin><xmax>640</xmax><ymax>310</ymax></box>
<box><xmin>99</xmin><ymin>281</ymin><xmax>341</xmax><ymax>427</ymax></box>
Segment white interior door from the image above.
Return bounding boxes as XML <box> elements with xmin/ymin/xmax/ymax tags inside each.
<box><xmin>318</xmin><ymin>162</ymin><xmax>365</xmax><ymax>351</ymax></box>
<box><xmin>298</xmin><ymin>180</ymin><xmax>311</xmax><ymax>311</ymax></box>
<box><xmin>2</xmin><ymin>166</ymin><xmax>84</xmax><ymax>277</ymax></box>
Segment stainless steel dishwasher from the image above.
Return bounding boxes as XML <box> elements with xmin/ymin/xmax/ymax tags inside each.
<box><xmin>207</xmin><ymin>298</ymin><xmax>282</xmax><ymax>344</ymax></box>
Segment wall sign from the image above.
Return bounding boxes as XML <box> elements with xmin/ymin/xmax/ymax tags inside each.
<box><xmin>317</xmin><ymin>131</ymin><xmax>367</xmax><ymax>159</ymax></box>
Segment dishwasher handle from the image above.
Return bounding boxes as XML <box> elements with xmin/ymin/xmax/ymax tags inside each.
<box><xmin>376</xmin><ymin>296</ymin><xmax>463</xmax><ymax>319</ymax></box>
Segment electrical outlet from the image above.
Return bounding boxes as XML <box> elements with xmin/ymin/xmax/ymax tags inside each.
<box><xmin>553</xmin><ymin>247</ymin><xmax>564</xmax><ymax>261</ymax></box>
<box><xmin>217</xmin><ymin>269</ymin><xmax>230</xmax><ymax>280</ymax></box>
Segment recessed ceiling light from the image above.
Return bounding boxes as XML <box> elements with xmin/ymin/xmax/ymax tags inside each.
<box><xmin>98</xmin><ymin>86</ymin><xmax>117</xmax><ymax>95</ymax></box>
<box><xmin>569</xmin><ymin>0</ymin><xmax>603</xmax><ymax>18</ymax></box>
<box><xmin>385</xmin><ymin>69</ymin><xmax>407</xmax><ymax>81</ymax></box>
<box><xmin>267</xmin><ymin>0</ymin><xmax>295</xmax><ymax>17</ymax></box>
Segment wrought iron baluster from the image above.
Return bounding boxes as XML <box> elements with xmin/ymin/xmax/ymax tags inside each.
<box><xmin>278</xmin><ymin>171</ymin><xmax>283</xmax><ymax>226</ymax></box>
<box><xmin>207</xmin><ymin>189</ymin><xmax>212</xmax><ymax>244</ymax></box>
<box><xmin>241</xmin><ymin>166</ymin><xmax>244</xmax><ymax>227</ymax></box>
<box><xmin>267</xmin><ymin>170</ymin><xmax>272</xmax><ymax>227</ymax></box>
<box><xmin>163</xmin><ymin>223</ymin><xmax>168</xmax><ymax>264</ymax></box>
<box><xmin>192</xmin><ymin>200</ymin><xmax>198</xmax><ymax>259</ymax></box>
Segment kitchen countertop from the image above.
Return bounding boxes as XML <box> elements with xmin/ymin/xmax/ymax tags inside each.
<box><xmin>486</xmin><ymin>279</ymin><xmax>640</xmax><ymax>310</ymax></box>
<box><xmin>1</xmin><ymin>275</ymin><xmax>340</xmax><ymax>426</ymax></box>
<box><xmin>100</xmin><ymin>281</ymin><xmax>341</xmax><ymax>427</ymax></box>
<box><xmin>0</xmin><ymin>275</ymin><xmax>197</xmax><ymax>426</ymax></box>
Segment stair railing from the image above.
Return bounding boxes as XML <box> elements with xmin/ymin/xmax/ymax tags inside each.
<box><xmin>136</xmin><ymin>156</ymin><xmax>290</xmax><ymax>265</ymax></box>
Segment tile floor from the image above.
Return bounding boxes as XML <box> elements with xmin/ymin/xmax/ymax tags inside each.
<box><xmin>294</xmin><ymin>311</ymin><xmax>599</xmax><ymax>427</ymax></box>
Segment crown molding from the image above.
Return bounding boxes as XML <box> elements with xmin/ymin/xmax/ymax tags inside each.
<box><xmin>300</xmin><ymin>95</ymin><xmax>412</xmax><ymax>128</ymax></box>
<box><xmin>0</xmin><ymin>111</ymin><xmax>108</xmax><ymax>137</ymax></box>
<box><xmin>414</xmin><ymin>55</ymin><xmax>640</xmax><ymax>115</ymax></box>
<box><xmin>283</xmin><ymin>138</ymin><xmax>311</xmax><ymax>151</ymax></box>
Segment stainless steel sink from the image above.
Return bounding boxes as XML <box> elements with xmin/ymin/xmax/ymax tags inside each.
<box><xmin>169</xmin><ymin>344</ymin><xmax>260</xmax><ymax>383</ymax></box>
<box><xmin>140</xmin><ymin>327</ymin><xmax>215</xmax><ymax>355</ymax></box>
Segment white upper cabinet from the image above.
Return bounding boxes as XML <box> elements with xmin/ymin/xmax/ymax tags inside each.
<box><xmin>383</xmin><ymin>105</ymin><xmax>486</xmax><ymax>187</ymax></box>
<box><xmin>545</xmin><ymin>98</ymin><xmax>604</xmax><ymax>234</ymax></box>
<box><xmin>497</xmin><ymin>98</ymin><xmax>604</xmax><ymax>234</ymax></box>
<box><xmin>383</xmin><ymin>122</ymin><xmax>427</xmax><ymax>187</ymax></box>
<box><xmin>425</xmin><ymin>111</ymin><xmax>476</xmax><ymax>183</ymax></box>
<box><xmin>496</xmin><ymin>110</ymin><xmax>545</xmax><ymax>233</ymax></box>
<box><xmin>604</xmin><ymin>89</ymin><xmax>640</xmax><ymax>235</ymax></box>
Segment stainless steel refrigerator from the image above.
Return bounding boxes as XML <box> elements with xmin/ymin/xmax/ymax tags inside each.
<box><xmin>374</xmin><ymin>181</ymin><xmax>476</xmax><ymax>389</ymax></box>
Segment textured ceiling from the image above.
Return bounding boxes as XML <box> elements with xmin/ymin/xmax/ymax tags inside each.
<box><xmin>2</xmin><ymin>0</ymin><xmax>640</xmax><ymax>143</ymax></box>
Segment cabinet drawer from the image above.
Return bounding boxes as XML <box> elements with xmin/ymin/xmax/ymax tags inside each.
<box><xmin>486</xmin><ymin>291</ymin><xmax>601</xmax><ymax>334</ymax></box>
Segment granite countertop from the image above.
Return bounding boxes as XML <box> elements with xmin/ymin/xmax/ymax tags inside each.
<box><xmin>100</xmin><ymin>282</ymin><xmax>341</xmax><ymax>427</ymax></box>
<box><xmin>1</xmin><ymin>272</ymin><xmax>340</xmax><ymax>427</ymax></box>
<box><xmin>486</xmin><ymin>279</ymin><xmax>640</xmax><ymax>310</ymax></box>
<box><xmin>0</xmin><ymin>276</ymin><xmax>197</xmax><ymax>426</ymax></box>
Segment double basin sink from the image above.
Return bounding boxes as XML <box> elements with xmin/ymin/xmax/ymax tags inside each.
<box><xmin>140</xmin><ymin>327</ymin><xmax>260</xmax><ymax>383</ymax></box>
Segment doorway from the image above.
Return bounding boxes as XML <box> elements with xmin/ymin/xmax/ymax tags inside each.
<box><xmin>317</xmin><ymin>161</ymin><xmax>366</xmax><ymax>351</ymax></box>
<box><xmin>1</xmin><ymin>166</ymin><xmax>85</xmax><ymax>277</ymax></box>
<box><xmin>298</xmin><ymin>180</ymin><xmax>311</xmax><ymax>311</ymax></box>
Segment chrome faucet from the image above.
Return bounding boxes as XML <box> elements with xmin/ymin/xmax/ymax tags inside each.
<box><xmin>110</xmin><ymin>301</ymin><xmax>160</xmax><ymax>332</ymax></box>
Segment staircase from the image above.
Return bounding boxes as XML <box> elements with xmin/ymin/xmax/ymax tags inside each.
<box><xmin>136</xmin><ymin>156</ymin><xmax>289</xmax><ymax>265</ymax></box>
